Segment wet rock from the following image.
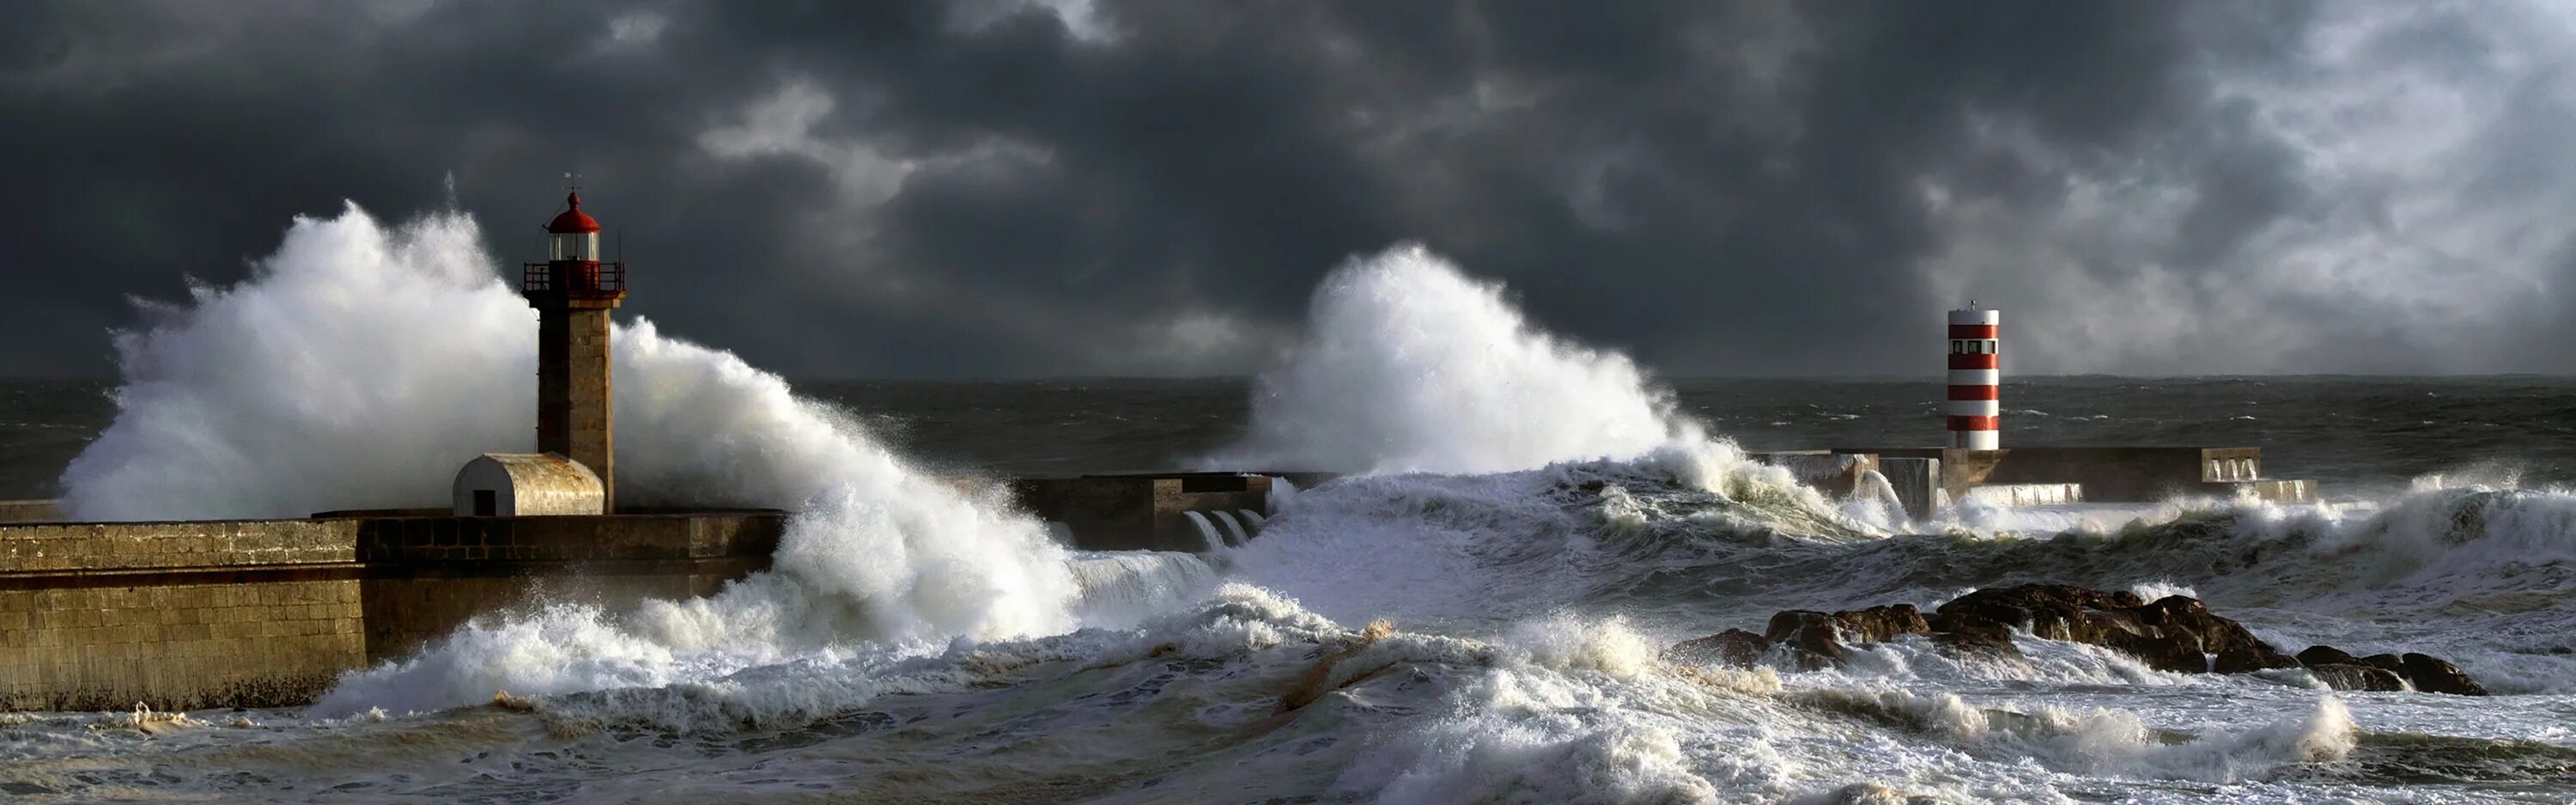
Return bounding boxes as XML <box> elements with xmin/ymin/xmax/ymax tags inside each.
<box><xmin>2212</xmin><ymin>643</ymin><xmax>2300</xmax><ymax>674</ymax></box>
<box><xmin>2308</xmin><ymin>663</ymin><xmax>2407</xmax><ymax>692</ymax></box>
<box><xmin>2297</xmin><ymin>645</ymin><xmax>2360</xmax><ymax>667</ymax></box>
<box><xmin>1677</xmin><ymin>586</ymin><xmax>2487</xmax><ymax>695</ymax></box>
<box><xmin>1935</xmin><ymin>585</ymin><xmax>2206</xmax><ymax>672</ymax></box>
<box><xmin>2131</xmin><ymin>595</ymin><xmax>2294</xmax><ymax>673</ymax></box>
<box><xmin>2360</xmin><ymin>653</ymin><xmax>2408</xmax><ymax>675</ymax></box>
<box><xmin>2082</xmin><ymin>611</ymin><xmax>2207</xmax><ymax>674</ymax></box>
<box><xmin>1765</xmin><ymin>610</ymin><xmax>1848</xmax><ymax>670</ymax></box>
<box><xmin>2398</xmin><ymin>653</ymin><xmax>2486</xmax><ymax>696</ymax></box>
<box><xmin>1927</xmin><ymin>612</ymin><xmax>2025</xmax><ymax>662</ymax></box>
<box><xmin>1665</xmin><ymin>629</ymin><xmax>1770</xmax><ymax>668</ymax></box>
<box><xmin>1935</xmin><ymin>585</ymin><xmax>2145</xmax><ymax>642</ymax></box>
<box><xmin>1832</xmin><ymin>604</ymin><xmax>1929</xmax><ymax>643</ymax></box>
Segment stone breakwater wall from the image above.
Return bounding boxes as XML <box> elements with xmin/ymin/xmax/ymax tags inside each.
<box><xmin>0</xmin><ymin>511</ymin><xmax>782</xmax><ymax>712</ymax></box>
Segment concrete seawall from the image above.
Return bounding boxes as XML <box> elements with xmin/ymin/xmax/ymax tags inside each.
<box><xmin>0</xmin><ymin>472</ymin><xmax>1291</xmax><ymax>712</ymax></box>
<box><xmin>0</xmin><ymin>511</ymin><xmax>781</xmax><ymax>712</ymax></box>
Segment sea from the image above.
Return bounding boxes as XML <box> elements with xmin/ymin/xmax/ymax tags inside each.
<box><xmin>1</xmin><ymin>213</ymin><xmax>2572</xmax><ymax>803</ymax></box>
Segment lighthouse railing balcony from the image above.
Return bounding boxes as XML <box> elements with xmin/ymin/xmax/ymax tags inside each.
<box><xmin>523</xmin><ymin>261</ymin><xmax>626</xmax><ymax>296</ymax></box>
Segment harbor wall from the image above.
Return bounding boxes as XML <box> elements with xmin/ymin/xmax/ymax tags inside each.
<box><xmin>0</xmin><ymin>511</ymin><xmax>781</xmax><ymax>712</ymax></box>
<box><xmin>0</xmin><ymin>471</ymin><xmax>1290</xmax><ymax>712</ymax></box>
<box><xmin>1836</xmin><ymin>447</ymin><xmax>2310</xmax><ymax>503</ymax></box>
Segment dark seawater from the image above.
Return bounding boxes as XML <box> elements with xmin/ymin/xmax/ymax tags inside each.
<box><xmin>12</xmin><ymin>373</ymin><xmax>2576</xmax><ymax>804</ymax></box>
<box><xmin>7</xmin><ymin>375</ymin><xmax>2574</xmax><ymax>500</ymax></box>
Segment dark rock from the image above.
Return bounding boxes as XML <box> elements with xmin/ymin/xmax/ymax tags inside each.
<box><xmin>2360</xmin><ymin>653</ymin><xmax>2408</xmax><ymax>675</ymax></box>
<box><xmin>1832</xmin><ymin>604</ymin><xmax>1930</xmax><ymax>643</ymax></box>
<box><xmin>2085</xmin><ymin>611</ymin><xmax>2208</xmax><ymax>674</ymax></box>
<box><xmin>1928</xmin><ymin>613</ymin><xmax>2025</xmax><ymax>662</ymax></box>
<box><xmin>1765</xmin><ymin>610</ymin><xmax>1847</xmax><ymax>670</ymax></box>
<box><xmin>2297</xmin><ymin>645</ymin><xmax>2360</xmax><ymax>667</ymax></box>
<box><xmin>2133</xmin><ymin>595</ymin><xmax>2293</xmax><ymax>673</ymax></box>
<box><xmin>1936</xmin><ymin>586</ymin><xmax>2211</xmax><ymax>672</ymax></box>
<box><xmin>1935</xmin><ymin>585</ymin><xmax>2144</xmax><ymax>642</ymax></box>
<box><xmin>2212</xmin><ymin>643</ymin><xmax>2300</xmax><ymax>674</ymax></box>
<box><xmin>2308</xmin><ymin>663</ymin><xmax>2407</xmax><ymax>692</ymax></box>
<box><xmin>1665</xmin><ymin>629</ymin><xmax>1770</xmax><ymax>668</ymax></box>
<box><xmin>1809</xmin><ymin>586</ymin><xmax>2495</xmax><ymax>695</ymax></box>
<box><xmin>2398</xmin><ymin>653</ymin><xmax>2486</xmax><ymax>696</ymax></box>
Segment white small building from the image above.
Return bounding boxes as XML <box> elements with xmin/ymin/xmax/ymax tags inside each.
<box><xmin>453</xmin><ymin>453</ymin><xmax>605</xmax><ymax>516</ymax></box>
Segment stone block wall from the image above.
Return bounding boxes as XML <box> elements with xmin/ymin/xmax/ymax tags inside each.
<box><xmin>359</xmin><ymin>575</ymin><xmax>702</xmax><ymax>662</ymax></box>
<box><xmin>0</xmin><ymin>579</ymin><xmax>362</xmax><ymax>711</ymax></box>
<box><xmin>0</xmin><ymin>519</ymin><xmax>359</xmax><ymax>572</ymax></box>
<box><xmin>0</xmin><ymin>510</ymin><xmax>783</xmax><ymax>712</ymax></box>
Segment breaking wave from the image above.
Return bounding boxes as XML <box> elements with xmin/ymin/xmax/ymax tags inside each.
<box><xmin>56</xmin><ymin>204</ymin><xmax>1092</xmax><ymax>714</ymax></box>
<box><xmin>1204</xmin><ymin>243</ymin><xmax>1701</xmax><ymax>476</ymax></box>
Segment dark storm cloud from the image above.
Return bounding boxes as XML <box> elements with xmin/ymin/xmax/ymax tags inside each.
<box><xmin>4</xmin><ymin>0</ymin><xmax>2570</xmax><ymax>378</ymax></box>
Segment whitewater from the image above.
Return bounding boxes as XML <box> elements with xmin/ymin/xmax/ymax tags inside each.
<box><xmin>3</xmin><ymin>207</ymin><xmax>2573</xmax><ymax>803</ymax></box>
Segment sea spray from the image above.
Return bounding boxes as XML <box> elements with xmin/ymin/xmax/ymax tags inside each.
<box><xmin>62</xmin><ymin>207</ymin><xmax>532</xmax><ymax>519</ymax></box>
<box><xmin>1204</xmin><ymin>243</ymin><xmax>1698</xmax><ymax>476</ymax></box>
<box><xmin>52</xmin><ymin>204</ymin><xmax>1084</xmax><ymax>713</ymax></box>
<box><xmin>1205</xmin><ymin>243</ymin><xmax>1873</xmax><ymax>625</ymax></box>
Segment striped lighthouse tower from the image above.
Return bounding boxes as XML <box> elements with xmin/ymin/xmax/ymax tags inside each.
<box><xmin>1946</xmin><ymin>305</ymin><xmax>2001</xmax><ymax>449</ymax></box>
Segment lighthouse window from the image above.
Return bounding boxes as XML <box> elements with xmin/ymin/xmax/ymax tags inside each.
<box><xmin>550</xmin><ymin>232</ymin><xmax>598</xmax><ymax>261</ymax></box>
<box><xmin>1950</xmin><ymin>340</ymin><xmax>1965</xmax><ymax>354</ymax></box>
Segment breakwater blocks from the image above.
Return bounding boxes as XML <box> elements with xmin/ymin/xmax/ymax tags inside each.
<box><xmin>0</xmin><ymin>510</ymin><xmax>781</xmax><ymax>711</ymax></box>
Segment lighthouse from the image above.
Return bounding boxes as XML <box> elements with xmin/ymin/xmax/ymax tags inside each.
<box><xmin>524</xmin><ymin>189</ymin><xmax>627</xmax><ymax>510</ymax></box>
<box><xmin>1946</xmin><ymin>305</ymin><xmax>2000</xmax><ymax>450</ymax></box>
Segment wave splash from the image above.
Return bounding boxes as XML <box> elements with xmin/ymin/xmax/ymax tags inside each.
<box><xmin>1205</xmin><ymin>243</ymin><xmax>1701</xmax><ymax>476</ymax></box>
<box><xmin>53</xmin><ymin>204</ymin><xmax>1090</xmax><ymax>714</ymax></box>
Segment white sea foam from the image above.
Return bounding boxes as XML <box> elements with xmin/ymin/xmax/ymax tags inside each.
<box><xmin>1812</xmin><ymin>688</ymin><xmax>2357</xmax><ymax>783</ymax></box>
<box><xmin>1205</xmin><ymin>243</ymin><xmax>1698</xmax><ymax>476</ymax></box>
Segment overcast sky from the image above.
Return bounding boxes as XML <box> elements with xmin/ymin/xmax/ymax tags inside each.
<box><xmin>6</xmin><ymin>0</ymin><xmax>2573</xmax><ymax>378</ymax></box>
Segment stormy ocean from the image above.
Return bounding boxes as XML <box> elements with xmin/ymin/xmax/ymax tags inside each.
<box><xmin>3</xmin><ymin>208</ymin><xmax>2574</xmax><ymax>803</ymax></box>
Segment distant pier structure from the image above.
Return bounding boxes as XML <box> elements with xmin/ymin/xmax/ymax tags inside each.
<box><xmin>525</xmin><ymin>190</ymin><xmax>625</xmax><ymax>512</ymax></box>
<box><xmin>1745</xmin><ymin>302</ymin><xmax>2320</xmax><ymax>520</ymax></box>
<box><xmin>1946</xmin><ymin>305</ymin><xmax>2000</xmax><ymax>450</ymax></box>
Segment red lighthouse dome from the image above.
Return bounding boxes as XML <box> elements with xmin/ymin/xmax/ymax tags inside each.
<box><xmin>546</xmin><ymin>191</ymin><xmax>601</xmax><ymax>234</ymax></box>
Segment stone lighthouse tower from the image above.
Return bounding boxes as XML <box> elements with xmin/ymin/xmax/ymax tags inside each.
<box><xmin>524</xmin><ymin>189</ymin><xmax>626</xmax><ymax>510</ymax></box>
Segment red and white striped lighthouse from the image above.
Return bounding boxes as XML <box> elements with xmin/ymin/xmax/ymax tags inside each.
<box><xmin>1946</xmin><ymin>305</ymin><xmax>2000</xmax><ymax>450</ymax></box>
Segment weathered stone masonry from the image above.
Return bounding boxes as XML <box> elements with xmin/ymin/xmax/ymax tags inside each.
<box><xmin>0</xmin><ymin>511</ymin><xmax>781</xmax><ymax>712</ymax></box>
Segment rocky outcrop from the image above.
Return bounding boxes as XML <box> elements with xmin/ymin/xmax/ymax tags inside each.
<box><xmin>1832</xmin><ymin>604</ymin><xmax>1929</xmax><ymax>643</ymax></box>
<box><xmin>2397</xmin><ymin>652</ymin><xmax>2486</xmax><ymax>696</ymax></box>
<box><xmin>2306</xmin><ymin>663</ymin><xmax>2406</xmax><ymax>692</ymax></box>
<box><xmin>1923</xmin><ymin>611</ymin><xmax>2024</xmax><ymax>662</ymax></box>
<box><xmin>2296</xmin><ymin>645</ymin><xmax>2360</xmax><ymax>667</ymax></box>
<box><xmin>1664</xmin><ymin>628</ymin><xmax>1770</xmax><ymax>668</ymax></box>
<box><xmin>1662</xmin><ymin>585</ymin><xmax>2486</xmax><ymax>696</ymax></box>
<box><xmin>1764</xmin><ymin>611</ymin><xmax>1847</xmax><ymax>671</ymax></box>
